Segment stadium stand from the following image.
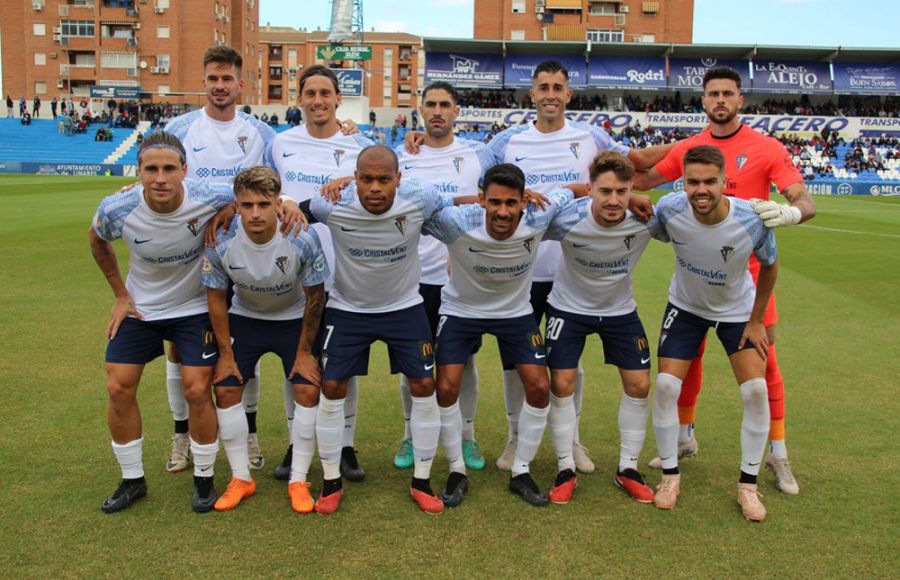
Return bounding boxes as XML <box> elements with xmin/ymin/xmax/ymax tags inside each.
<box><xmin>0</xmin><ymin>118</ymin><xmax>138</xmax><ymax>164</ymax></box>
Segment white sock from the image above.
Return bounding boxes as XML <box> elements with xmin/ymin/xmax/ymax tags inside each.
<box><xmin>317</xmin><ymin>395</ymin><xmax>344</xmax><ymax>480</ymax></box>
<box><xmin>439</xmin><ymin>402</ymin><xmax>466</xmax><ymax>474</ymax></box>
<box><xmin>503</xmin><ymin>369</ymin><xmax>524</xmax><ymax>441</ymax></box>
<box><xmin>112</xmin><ymin>437</ymin><xmax>144</xmax><ymax>479</ymax></box>
<box><xmin>512</xmin><ymin>402</ymin><xmax>549</xmax><ymax>476</ymax></box>
<box><xmin>653</xmin><ymin>373</ymin><xmax>682</xmax><ymax>471</ymax></box>
<box><xmin>343</xmin><ymin>376</ymin><xmax>359</xmax><ymax>448</ymax></box>
<box><xmin>459</xmin><ymin>355</ymin><xmax>479</xmax><ymax>441</ymax></box>
<box><xmin>190</xmin><ymin>438</ymin><xmax>219</xmax><ymax>478</ymax></box>
<box><xmin>290</xmin><ymin>402</ymin><xmax>317</xmax><ymax>483</ymax></box>
<box><xmin>549</xmin><ymin>393</ymin><xmax>576</xmax><ymax>472</ymax></box>
<box><xmin>165</xmin><ymin>361</ymin><xmax>188</xmax><ymax>422</ymax></box>
<box><xmin>740</xmin><ymin>378</ymin><xmax>770</xmax><ymax>476</ymax></box>
<box><xmin>216</xmin><ymin>403</ymin><xmax>250</xmax><ymax>481</ymax></box>
<box><xmin>242</xmin><ymin>361</ymin><xmax>261</xmax><ymax>416</ymax></box>
<box><xmin>769</xmin><ymin>439</ymin><xmax>788</xmax><ymax>460</ymax></box>
<box><xmin>283</xmin><ymin>379</ymin><xmax>295</xmax><ymax>435</ymax></box>
<box><xmin>573</xmin><ymin>363</ymin><xmax>584</xmax><ymax>445</ymax></box>
<box><xmin>399</xmin><ymin>374</ymin><xmax>413</xmax><ymax>440</ymax></box>
<box><xmin>678</xmin><ymin>423</ymin><xmax>695</xmax><ymax>445</ymax></box>
<box><xmin>618</xmin><ymin>394</ymin><xmax>649</xmax><ymax>472</ymax></box>
<box><xmin>410</xmin><ymin>394</ymin><xmax>440</xmax><ymax>480</ymax></box>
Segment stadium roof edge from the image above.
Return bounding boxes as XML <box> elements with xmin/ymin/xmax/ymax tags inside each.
<box><xmin>423</xmin><ymin>38</ymin><xmax>900</xmax><ymax>64</ymax></box>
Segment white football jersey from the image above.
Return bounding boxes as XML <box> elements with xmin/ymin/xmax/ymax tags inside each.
<box><xmin>423</xmin><ymin>189</ymin><xmax>573</xmax><ymax>319</ymax></box>
<box><xmin>310</xmin><ymin>179</ymin><xmax>451</xmax><ymax>314</ymax></box>
<box><xmin>656</xmin><ymin>192</ymin><xmax>777</xmax><ymax>322</ymax></box>
<box><xmin>395</xmin><ymin>137</ymin><xmax>495</xmax><ymax>285</ymax></box>
<box><xmin>488</xmin><ymin>120</ymin><xmax>630</xmax><ymax>281</ymax></box>
<box><xmin>92</xmin><ymin>179</ymin><xmax>234</xmax><ymax>321</ymax></box>
<box><xmin>201</xmin><ymin>217</ymin><xmax>329</xmax><ymax>321</ymax></box>
<box><xmin>164</xmin><ymin>109</ymin><xmax>276</xmax><ymax>182</ymax></box>
<box><xmin>272</xmin><ymin>125</ymin><xmax>374</xmax><ymax>290</ymax></box>
<box><xmin>545</xmin><ymin>200</ymin><xmax>660</xmax><ymax>317</ymax></box>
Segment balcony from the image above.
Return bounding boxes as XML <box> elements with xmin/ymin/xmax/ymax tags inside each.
<box><xmin>60</xmin><ymin>64</ymin><xmax>98</xmax><ymax>81</ymax></box>
<box><xmin>547</xmin><ymin>24</ymin><xmax>584</xmax><ymax>41</ymax></box>
<box><xmin>58</xmin><ymin>35</ymin><xmax>97</xmax><ymax>50</ymax></box>
<box><xmin>100</xmin><ymin>5</ymin><xmax>140</xmax><ymax>20</ymax></box>
<box><xmin>100</xmin><ymin>35</ymin><xmax>138</xmax><ymax>50</ymax></box>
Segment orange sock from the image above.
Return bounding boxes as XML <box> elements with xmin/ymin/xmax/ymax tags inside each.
<box><xmin>676</xmin><ymin>338</ymin><xmax>706</xmax><ymax>424</ymax></box>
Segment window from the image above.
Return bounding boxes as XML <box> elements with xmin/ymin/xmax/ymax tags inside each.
<box><xmin>157</xmin><ymin>0</ymin><xmax>170</xmax><ymax>8</ymax></box>
<box><xmin>34</xmin><ymin>52</ymin><xmax>47</xmax><ymax>66</ymax></box>
<box><xmin>510</xmin><ymin>29</ymin><xmax>525</xmax><ymax>40</ymax></box>
<box><xmin>35</xmin><ymin>82</ymin><xmax>48</xmax><ymax>95</ymax></box>
<box><xmin>287</xmin><ymin>48</ymin><xmax>297</xmax><ymax>68</ymax></box>
<box><xmin>157</xmin><ymin>54</ymin><xmax>170</xmax><ymax>68</ymax></box>
<box><xmin>399</xmin><ymin>46</ymin><xmax>412</xmax><ymax>61</ymax></box>
<box><xmin>512</xmin><ymin>0</ymin><xmax>526</xmax><ymax>13</ymax></box>
<box><xmin>61</xmin><ymin>20</ymin><xmax>95</xmax><ymax>36</ymax></box>
<box><xmin>587</xmin><ymin>28</ymin><xmax>624</xmax><ymax>42</ymax></box>
<box><xmin>100</xmin><ymin>52</ymin><xmax>137</xmax><ymax>68</ymax></box>
<box><xmin>157</xmin><ymin>25</ymin><xmax>170</xmax><ymax>39</ymax></box>
<box><xmin>589</xmin><ymin>2</ymin><xmax>617</xmax><ymax>14</ymax></box>
<box><xmin>383</xmin><ymin>85</ymin><xmax>392</xmax><ymax>99</ymax></box>
<box><xmin>269</xmin><ymin>66</ymin><xmax>282</xmax><ymax>80</ymax></box>
<box><xmin>383</xmin><ymin>48</ymin><xmax>393</xmax><ymax>65</ymax></box>
<box><xmin>158</xmin><ymin>84</ymin><xmax>170</xmax><ymax>95</ymax></box>
<box><xmin>33</xmin><ymin>23</ymin><xmax>47</xmax><ymax>36</ymax></box>
<box><xmin>268</xmin><ymin>85</ymin><xmax>282</xmax><ymax>100</ymax></box>
<box><xmin>642</xmin><ymin>1</ymin><xmax>659</xmax><ymax>13</ymax></box>
<box><xmin>269</xmin><ymin>45</ymin><xmax>282</xmax><ymax>60</ymax></box>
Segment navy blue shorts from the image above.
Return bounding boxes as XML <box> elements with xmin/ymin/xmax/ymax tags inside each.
<box><xmin>436</xmin><ymin>314</ymin><xmax>546</xmax><ymax>367</ymax></box>
<box><xmin>545</xmin><ymin>305</ymin><xmax>651</xmax><ymax>371</ymax></box>
<box><xmin>215</xmin><ymin>314</ymin><xmax>317</xmax><ymax>387</ymax></box>
<box><xmin>530</xmin><ymin>281</ymin><xmax>553</xmax><ymax>325</ymax></box>
<box><xmin>106</xmin><ymin>313</ymin><xmax>216</xmax><ymax>366</ymax></box>
<box><xmin>657</xmin><ymin>302</ymin><xmax>755</xmax><ymax>360</ymax></box>
<box><xmin>321</xmin><ymin>305</ymin><xmax>434</xmax><ymax>381</ymax></box>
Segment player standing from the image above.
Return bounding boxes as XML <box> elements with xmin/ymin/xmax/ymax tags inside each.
<box><xmin>201</xmin><ymin>167</ymin><xmax>328</xmax><ymax>513</ymax></box>
<box><xmin>390</xmin><ymin>81</ymin><xmax>496</xmax><ymax>471</ymax></box>
<box><xmin>163</xmin><ymin>45</ymin><xmax>277</xmax><ymax>474</ymax></box>
<box><xmin>483</xmin><ymin>61</ymin><xmax>671</xmax><ymax>473</ymax></box>
<box><xmin>272</xmin><ymin>65</ymin><xmax>375</xmax><ymax>482</ymax></box>
<box><xmin>423</xmin><ymin>164</ymin><xmax>573</xmax><ymax>507</ymax></box>
<box><xmin>89</xmin><ymin>132</ymin><xmax>234</xmax><ymax>513</ymax></box>
<box><xmin>542</xmin><ymin>152</ymin><xmax>658</xmax><ymax>504</ymax></box>
<box><xmin>636</xmin><ymin>67</ymin><xmax>816</xmax><ymax>495</ymax></box>
<box><xmin>651</xmin><ymin>145</ymin><xmax>777</xmax><ymax>522</ymax></box>
<box><xmin>308</xmin><ymin>146</ymin><xmax>450</xmax><ymax>514</ymax></box>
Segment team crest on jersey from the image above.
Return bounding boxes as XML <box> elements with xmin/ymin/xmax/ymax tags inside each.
<box><xmin>523</xmin><ymin>236</ymin><xmax>536</xmax><ymax>253</ymax></box>
<box><xmin>275</xmin><ymin>255</ymin><xmax>288</xmax><ymax>274</ymax></box>
<box><xmin>569</xmin><ymin>142</ymin><xmax>581</xmax><ymax>159</ymax></box>
<box><xmin>237</xmin><ymin>135</ymin><xmax>249</xmax><ymax>154</ymax></box>
<box><xmin>186</xmin><ymin>217</ymin><xmax>201</xmax><ymax>236</ymax></box>
<box><xmin>452</xmin><ymin>156</ymin><xmax>465</xmax><ymax>174</ymax></box>
<box><xmin>394</xmin><ymin>215</ymin><xmax>408</xmax><ymax>235</ymax></box>
<box><xmin>736</xmin><ymin>154</ymin><xmax>748</xmax><ymax>171</ymax></box>
<box><xmin>720</xmin><ymin>245</ymin><xmax>735</xmax><ymax>262</ymax></box>
<box><xmin>623</xmin><ymin>234</ymin><xmax>636</xmax><ymax>250</ymax></box>
<box><xmin>333</xmin><ymin>149</ymin><xmax>346</xmax><ymax>167</ymax></box>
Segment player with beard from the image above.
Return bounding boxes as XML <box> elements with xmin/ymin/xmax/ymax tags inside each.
<box><xmin>650</xmin><ymin>145</ymin><xmax>778</xmax><ymax>522</ymax></box>
<box><xmin>389</xmin><ymin>81</ymin><xmax>496</xmax><ymax>471</ymax></box>
<box><xmin>635</xmin><ymin>67</ymin><xmax>816</xmax><ymax>495</ymax></box>
<box><xmin>162</xmin><ymin>45</ymin><xmax>277</xmax><ymax>475</ymax></box>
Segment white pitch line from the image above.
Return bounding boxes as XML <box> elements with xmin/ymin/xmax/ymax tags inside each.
<box><xmin>800</xmin><ymin>224</ymin><xmax>900</xmax><ymax>239</ymax></box>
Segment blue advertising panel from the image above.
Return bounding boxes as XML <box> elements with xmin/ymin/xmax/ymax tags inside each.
<box><xmin>331</xmin><ymin>68</ymin><xmax>364</xmax><ymax>96</ymax></box>
<box><xmin>751</xmin><ymin>60</ymin><xmax>831</xmax><ymax>93</ymax></box>
<box><xmin>833</xmin><ymin>62</ymin><xmax>900</xmax><ymax>94</ymax></box>
<box><xmin>425</xmin><ymin>52</ymin><xmax>504</xmax><ymax>88</ymax></box>
<box><xmin>588</xmin><ymin>56</ymin><xmax>666</xmax><ymax>90</ymax></box>
<box><xmin>668</xmin><ymin>58</ymin><xmax>751</xmax><ymax>90</ymax></box>
<box><xmin>0</xmin><ymin>161</ymin><xmax>131</xmax><ymax>176</ymax></box>
<box><xmin>504</xmin><ymin>54</ymin><xmax>586</xmax><ymax>87</ymax></box>
<box><xmin>89</xmin><ymin>86</ymin><xmax>142</xmax><ymax>99</ymax></box>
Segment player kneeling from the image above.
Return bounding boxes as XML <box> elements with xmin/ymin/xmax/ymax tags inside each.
<box><xmin>202</xmin><ymin>167</ymin><xmax>328</xmax><ymax>513</ymax></box>
<box><xmin>542</xmin><ymin>151</ymin><xmax>658</xmax><ymax>504</ymax></box>
<box><xmin>651</xmin><ymin>146</ymin><xmax>776</xmax><ymax>522</ymax></box>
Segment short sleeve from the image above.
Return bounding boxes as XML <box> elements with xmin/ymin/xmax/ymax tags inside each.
<box><xmin>654</xmin><ymin>142</ymin><xmax>686</xmax><ymax>182</ymax></box>
<box><xmin>201</xmin><ymin>245</ymin><xmax>230</xmax><ymax>290</ymax></box>
<box><xmin>92</xmin><ymin>188</ymin><xmax>142</xmax><ymax>241</ymax></box>
<box><xmin>766</xmin><ymin>141</ymin><xmax>804</xmax><ymax>193</ymax></box>
<box><xmin>293</xmin><ymin>228</ymin><xmax>330</xmax><ymax>287</ymax></box>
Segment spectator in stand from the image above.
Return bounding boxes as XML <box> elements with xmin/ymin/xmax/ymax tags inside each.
<box><xmin>5</xmin><ymin>95</ymin><xmax>12</xmax><ymax>118</ymax></box>
<box><xmin>21</xmin><ymin>111</ymin><xmax>32</xmax><ymax>126</ymax></box>
<box><xmin>32</xmin><ymin>96</ymin><xmax>41</xmax><ymax>118</ymax></box>
<box><xmin>369</xmin><ymin>110</ymin><xmax>376</xmax><ymax>127</ymax></box>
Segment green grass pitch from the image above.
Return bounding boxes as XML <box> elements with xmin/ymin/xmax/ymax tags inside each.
<box><xmin>0</xmin><ymin>174</ymin><xmax>898</xmax><ymax>577</ymax></box>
